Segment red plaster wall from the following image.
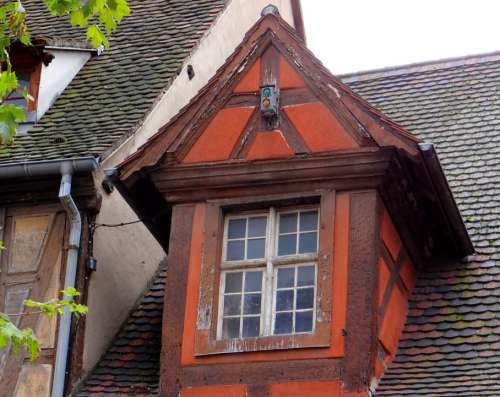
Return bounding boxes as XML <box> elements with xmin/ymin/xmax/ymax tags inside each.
<box><xmin>183</xmin><ymin>107</ymin><xmax>254</xmax><ymax>163</ymax></box>
<box><xmin>379</xmin><ymin>287</ymin><xmax>408</xmax><ymax>355</ymax></box>
<box><xmin>376</xmin><ymin>207</ymin><xmax>417</xmax><ymax>379</ymax></box>
<box><xmin>377</xmin><ymin>257</ymin><xmax>391</xmax><ymax>306</ymax></box>
<box><xmin>380</xmin><ymin>210</ymin><xmax>401</xmax><ymax>262</ymax></box>
<box><xmin>280</xmin><ymin>56</ymin><xmax>306</xmax><ymax>89</ymax></box>
<box><xmin>180</xmin><ymin>194</ymin><xmax>350</xmax><ymax>367</ymax></box>
<box><xmin>284</xmin><ymin>102</ymin><xmax>358</xmax><ymax>152</ymax></box>
<box><xmin>234</xmin><ymin>58</ymin><xmax>261</xmax><ymax>93</ymax></box>
<box><xmin>245</xmin><ymin>130</ymin><xmax>294</xmax><ymax>160</ymax></box>
<box><xmin>270</xmin><ymin>381</ymin><xmax>341</xmax><ymax>396</ymax></box>
<box><xmin>181</xmin><ymin>385</ymin><xmax>246</xmax><ymax>397</ymax></box>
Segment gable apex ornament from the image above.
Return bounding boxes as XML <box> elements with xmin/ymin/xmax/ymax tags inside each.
<box><xmin>261</xmin><ymin>4</ymin><xmax>280</xmax><ymax>17</ymax></box>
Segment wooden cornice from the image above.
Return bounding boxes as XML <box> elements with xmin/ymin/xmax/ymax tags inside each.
<box><xmin>150</xmin><ymin>148</ymin><xmax>392</xmax><ymax>202</ymax></box>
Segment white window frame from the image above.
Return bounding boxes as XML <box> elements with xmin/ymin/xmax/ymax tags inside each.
<box><xmin>217</xmin><ymin>205</ymin><xmax>320</xmax><ymax>340</ymax></box>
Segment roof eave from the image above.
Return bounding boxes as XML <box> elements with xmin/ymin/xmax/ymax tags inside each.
<box><xmin>418</xmin><ymin>143</ymin><xmax>474</xmax><ymax>258</ymax></box>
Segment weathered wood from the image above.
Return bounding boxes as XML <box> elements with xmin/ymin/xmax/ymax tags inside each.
<box><xmin>281</xmin><ymin>87</ymin><xmax>317</xmax><ymax>107</ymax></box>
<box><xmin>180</xmin><ymin>358</ymin><xmax>342</xmax><ymax>387</ymax></box>
<box><xmin>0</xmin><ymin>210</ymin><xmax>66</xmax><ymax>397</ymax></box>
<box><xmin>160</xmin><ymin>204</ymin><xmax>195</xmax><ymax>397</ymax></box>
<box><xmin>378</xmin><ymin>245</ymin><xmax>408</xmax><ymax>328</ymax></box>
<box><xmin>343</xmin><ymin>191</ymin><xmax>379</xmax><ymax>392</ymax></box>
<box><xmin>279</xmin><ymin>110</ymin><xmax>310</xmax><ymax>154</ymax></box>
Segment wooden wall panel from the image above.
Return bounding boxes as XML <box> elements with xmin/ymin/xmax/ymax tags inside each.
<box><xmin>0</xmin><ymin>208</ymin><xmax>66</xmax><ymax>397</ymax></box>
<box><xmin>343</xmin><ymin>191</ymin><xmax>379</xmax><ymax>391</ymax></box>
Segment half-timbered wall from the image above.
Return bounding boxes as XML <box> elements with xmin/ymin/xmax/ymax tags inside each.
<box><xmin>0</xmin><ymin>205</ymin><xmax>68</xmax><ymax>397</ymax></box>
<box><xmin>374</xmin><ymin>207</ymin><xmax>416</xmax><ymax>384</ymax></box>
<box><xmin>161</xmin><ymin>191</ymin><xmax>410</xmax><ymax>397</ymax></box>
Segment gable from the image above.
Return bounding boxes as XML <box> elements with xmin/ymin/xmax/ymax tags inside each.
<box><xmin>182</xmin><ymin>49</ymin><xmax>361</xmax><ymax>164</ymax></box>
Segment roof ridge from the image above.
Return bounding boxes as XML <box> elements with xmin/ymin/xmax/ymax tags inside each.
<box><xmin>339</xmin><ymin>49</ymin><xmax>500</xmax><ymax>83</ymax></box>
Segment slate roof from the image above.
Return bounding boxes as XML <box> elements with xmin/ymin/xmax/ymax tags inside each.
<box><xmin>75</xmin><ymin>263</ymin><xmax>166</xmax><ymax>397</ymax></box>
<box><xmin>0</xmin><ymin>0</ymin><xmax>226</xmax><ymax>163</ymax></box>
<box><xmin>75</xmin><ymin>52</ymin><xmax>500</xmax><ymax>395</ymax></box>
<box><xmin>341</xmin><ymin>53</ymin><xmax>500</xmax><ymax>396</ymax></box>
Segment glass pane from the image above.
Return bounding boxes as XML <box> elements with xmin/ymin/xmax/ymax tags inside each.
<box><xmin>228</xmin><ymin>218</ymin><xmax>246</xmax><ymax>239</ymax></box>
<box><xmin>223</xmin><ymin>318</ymin><xmax>240</xmax><ymax>339</ymax></box>
<box><xmin>227</xmin><ymin>240</ymin><xmax>245</xmax><ymax>261</ymax></box>
<box><xmin>298</xmin><ymin>232</ymin><xmax>317</xmax><ymax>254</ymax></box>
<box><xmin>277</xmin><ymin>267</ymin><xmax>295</xmax><ymax>288</ymax></box>
<box><xmin>225</xmin><ymin>272</ymin><xmax>243</xmax><ymax>293</ymax></box>
<box><xmin>300</xmin><ymin>211</ymin><xmax>318</xmax><ymax>231</ymax></box>
<box><xmin>5</xmin><ymin>98</ymin><xmax>26</xmax><ymax>108</ymax></box>
<box><xmin>243</xmin><ymin>293</ymin><xmax>261</xmax><ymax>315</ymax></box>
<box><xmin>297</xmin><ymin>266</ymin><xmax>315</xmax><ymax>286</ymax></box>
<box><xmin>295</xmin><ymin>311</ymin><xmax>313</xmax><ymax>332</ymax></box>
<box><xmin>247</xmin><ymin>238</ymin><xmax>265</xmax><ymax>259</ymax></box>
<box><xmin>242</xmin><ymin>317</ymin><xmax>260</xmax><ymax>337</ymax></box>
<box><xmin>296</xmin><ymin>288</ymin><xmax>314</xmax><ymax>309</ymax></box>
<box><xmin>274</xmin><ymin>312</ymin><xmax>293</xmax><ymax>334</ymax></box>
<box><xmin>223</xmin><ymin>294</ymin><xmax>241</xmax><ymax>315</ymax></box>
<box><xmin>248</xmin><ymin>217</ymin><xmax>267</xmax><ymax>237</ymax></box>
<box><xmin>279</xmin><ymin>213</ymin><xmax>297</xmax><ymax>234</ymax></box>
<box><xmin>278</xmin><ymin>234</ymin><xmax>296</xmax><ymax>256</ymax></box>
<box><xmin>276</xmin><ymin>290</ymin><xmax>294</xmax><ymax>311</ymax></box>
<box><xmin>244</xmin><ymin>271</ymin><xmax>262</xmax><ymax>292</ymax></box>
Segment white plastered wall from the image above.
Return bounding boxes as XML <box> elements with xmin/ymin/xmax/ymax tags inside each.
<box><xmin>37</xmin><ymin>49</ymin><xmax>91</xmax><ymax>119</ymax></box>
<box><xmin>82</xmin><ymin>0</ymin><xmax>297</xmax><ymax>372</ymax></box>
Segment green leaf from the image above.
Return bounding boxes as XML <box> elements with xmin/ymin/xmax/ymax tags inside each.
<box><xmin>0</xmin><ymin>71</ymin><xmax>18</xmax><ymax>98</ymax></box>
<box><xmin>0</xmin><ymin>315</ymin><xmax>40</xmax><ymax>360</ymax></box>
<box><xmin>99</xmin><ymin>7</ymin><xmax>116</xmax><ymax>34</ymax></box>
<box><xmin>22</xmin><ymin>328</ymin><xmax>40</xmax><ymax>361</ymax></box>
<box><xmin>86</xmin><ymin>24</ymin><xmax>108</xmax><ymax>49</ymax></box>
<box><xmin>0</xmin><ymin>104</ymin><xmax>26</xmax><ymax>144</ymax></box>
<box><xmin>21</xmin><ymin>86</ymin><xmax>34</xmax><ymax>103</ymax></box>
<box><xmin>62</xmin><ymin>287</ymin><xmax>80</xmax><ymax>298</ymax></box>
<box><xmin>70</xmin><ymin>10</ymin><xmax>87</xmax><ymax>27</ymax></box>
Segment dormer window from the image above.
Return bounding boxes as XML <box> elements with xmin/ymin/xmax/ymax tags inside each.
<box><xmin>218</xmin><ymin>208</ymin><xmax>319</xmax><ymax>340</ymax></box>
<box><xmin>8</xmin><ymin>65</ymin><xmax>41</xmax><ymax>134</ymax></box>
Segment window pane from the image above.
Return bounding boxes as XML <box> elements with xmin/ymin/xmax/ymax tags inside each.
<box><xmin>277</xmin><ymin>267</ymin><xmax>295</xmax><ymax>288</ymax></box>
<box><xmin>279</xmin><ymin>213</ymin><xmax>297</xmax><ymax>233</ymax></box>
<box><xmin>278</xmin><ymin>234</ymin><xmax>296</xmax><ymax>256</ymax></box>
<box><xmin>242</xmin><ymin>317</ymin><xmax>260</xmax><ymax>337</ymax></box>
<box><xmin>248</xmin><ymin>217</ymin><xmax>267</xmax><ymax>237</ymax></box>
<box><xmin>276</xmin><ymin>290</ymin><xmax>294</xmax><ymax>311</ymax></box>
<box><xmin>297</xmin><ymin>266</ymin><xmax>315</xmax><ymax>287</ymax></box>
<box><xmin>5</xmin><ymin>98</ymin><xmax>26</xmax><ymax>108</ymax></box>
<box><xmin>244</xmin><ymin>271</ymin><xmax>262</xmax><ymax>292</ymax></box>
<box><xmin>223</xmin><ymin>294</ymin><xmax>241</xmax><ymax>315</ymax></box>
<box><xmin>228</xmin><ymin>218</ymin><xmax>246</xmax><ymax>239</ymax></box>
<box><xmin>300</xmin><ymin>211</ymin><xmax>318</xmax><ymax>231</ymax></box>
<box><xmin>274</xmin><ymin>312</ymin><xmax>293</xmax><ymax>334</ymax></box>
<box><xmin>227</xmin><ymin>240</ymin><xmax>245</xmax><ymax>261</ymax></box>
<box><xmin>298</xmin><ymin>232</ymin><xmax>317</xmax><ymax>254</ymax></box>
<box><xmin>296</xmin><ymin>288</ymin><xmax>314</xmax><ymax>309</ymax></box>
<box><xmin>243</xmin><ymin>293</ymin><xmax>261</xmax><ymax>315</ymax></box>
<box><xmin>223</xmin><ymin>318</ymin><xmax>240</xmax><ymax>339</ymax></box>
<box><xmin>225</xmin><ymin>272</ymin><xmax>243</xmax><ymax>293</ymax></box>
<box><xmin>295</xmin><ymin>311</ymin><xmax>313</xmax><ymax>332</ymax></box>
<box><xmin>247</xmin><ymin>238</ymin><xmax>265</xmax><ymax>259</ymax></box>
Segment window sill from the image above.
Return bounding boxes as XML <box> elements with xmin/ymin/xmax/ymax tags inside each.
<box><xmin>194</xmin><ymin>321</ymin><xmax>330</xmax><ymax>356</ymax></box>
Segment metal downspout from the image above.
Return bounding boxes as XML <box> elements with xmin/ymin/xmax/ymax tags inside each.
<box><xmin>52</xmin><ymin>168</ymin><xmax>81</xmax><ymax>397</ymax></box>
